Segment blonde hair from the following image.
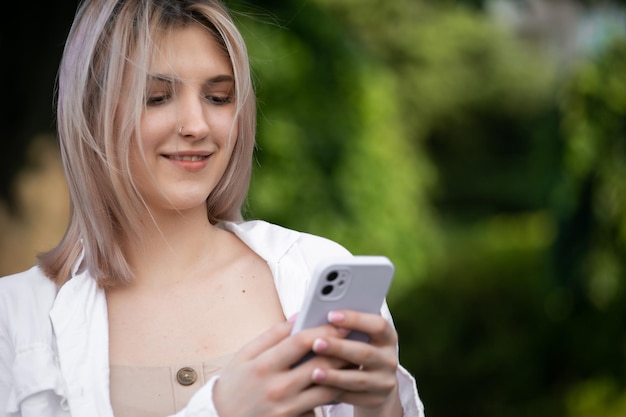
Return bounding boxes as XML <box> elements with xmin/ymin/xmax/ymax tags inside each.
<box><xmin>38</xmin><ymin>0</ymin><xmax>256</xmax><ymax>287</ymax></box>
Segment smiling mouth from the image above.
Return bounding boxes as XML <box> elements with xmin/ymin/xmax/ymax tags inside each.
<box><xmin>164</xmin><ymin>155</ymin><xmax>209</xmax><ymax>162</ymax></box>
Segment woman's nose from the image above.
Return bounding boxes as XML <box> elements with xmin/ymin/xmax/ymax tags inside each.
<box><xmin>177</xmin><ymin>94</ymin><xmax>210</xmax><ymax>141</ymax></box>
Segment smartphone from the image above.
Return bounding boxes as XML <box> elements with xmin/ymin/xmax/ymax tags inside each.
<box><xmin>290</xmin><ymin>255</ymin><xmax>395</xmax><ymax>367</ymax></box>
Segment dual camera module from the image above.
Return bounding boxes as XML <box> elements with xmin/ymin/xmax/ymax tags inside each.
<box><xmin>319</xmin><ymin>269</ymin><xmax>350</xmax><ymax>300</ymax></box>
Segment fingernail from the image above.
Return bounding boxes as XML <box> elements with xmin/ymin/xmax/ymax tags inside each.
<box><xmin>327</xmin><ymin>311</ymin><xmax>344</xmax><ymax>323</ymax></box>
<box><xmin>313</xmin><ymin>338</ymin><xmax>328</xmax><ymax>352</ymax></box>
<box><xmin>312</xmin><ymin>368</ymin><xmax>326</xmax><ymax>381</ymax></box>
<box><xmin>288</xmin><ymin>313</ymin><xmax>298</xmax><ymax>323</ymax></box>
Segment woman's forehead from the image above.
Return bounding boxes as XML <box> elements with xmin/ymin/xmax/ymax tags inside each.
<box><xmin>146</xmin><ymin>25</ymin><xmax>232</xmax><ymax>79</ymax></box>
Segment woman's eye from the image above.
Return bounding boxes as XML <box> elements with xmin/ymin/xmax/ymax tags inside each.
<box><xmin>146</xmin><ymin>93</ymin><xmax>170</xmax><ymax>106</ymax></box>
<box><xmin>207</xmin><ymin>95</ymin><xmax>233</xmax><ymax>105</ymax></box>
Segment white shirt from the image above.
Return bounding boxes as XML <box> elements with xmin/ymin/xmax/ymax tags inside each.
<box><xmin>0</xmin><ymin>220</ymin><xmax>425</xmax><ymax>417</ymax></box>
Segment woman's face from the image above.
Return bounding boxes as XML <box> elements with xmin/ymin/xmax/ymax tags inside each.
<box><xmin>132</xmin><ymin>24</ymin><xmax>237</xmax><ymax>214</ymax></box>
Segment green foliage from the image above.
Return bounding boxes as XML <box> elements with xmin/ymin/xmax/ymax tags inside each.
<box><xmin>393</xmin><ymin>227</ymin><xmax>558</xmax><ymax>417</ymax></box>
<box><xmin>554</xmin><ymin>40</ymin><xmax>626</xmax><ymax>309</ymax></box>
<box><xmin>566</xmin><ymin>378</ymin><xmax>626</xmax><ymax>417</ymax></box>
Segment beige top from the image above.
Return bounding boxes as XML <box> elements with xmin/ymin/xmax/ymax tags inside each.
<box><xmin>109</xmin><ymin>353</ymin><xmax>233</xmax><ymax>416</ymax></box>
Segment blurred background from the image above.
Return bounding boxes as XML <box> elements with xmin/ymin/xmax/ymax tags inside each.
<box><xmin>2</xmin><ymin>0</ymin><xmax>626</xmax><ymax>415</ymax></box>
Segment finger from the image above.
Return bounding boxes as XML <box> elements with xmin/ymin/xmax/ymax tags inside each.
<box><xmin>312</xmin><ymin>336</ymin><xmax>398</xmax><ymax>371</ymax></box>
<box><xmin>310</xmin><ymin>367</ymin><xmax>399</xmax><ymax>409</ymax></box>
<box><xmin>257</xmin><ymin>347</ymin><xmax>348</xmax><ymax>400</ymax></box>
<box><xmin>256</xmin><ymin>376</ymin><xmax>341</xmax><ymax>416</ymax></box>
<box><xmin>311</xmin><ymin>366</ymin><xmax>395</xmax><ymax>392</ymax></box>
<box><xmin>290</xmin><ymin>383</ymin><xmax>343</xmax><ymax>412</ymax></box>
<box><xmin>256</xmin><ymin>324</ymin><xmax>351</xmax><ymax>370</ymax></box>
<box><xmin>327</xmin><ymin>310</ymin><xmax>397</xmax><ymax>346</ymax></box>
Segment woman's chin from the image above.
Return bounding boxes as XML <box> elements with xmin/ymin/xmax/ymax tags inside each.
<box><xmin>145</xmin><ymin>195</ymin><xmax>209</xmax><ymax>216</ymax></box>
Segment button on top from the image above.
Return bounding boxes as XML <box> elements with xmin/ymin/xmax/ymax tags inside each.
<box><xmin>176</xmin><ymin>367</ymin><xmax>197</xmax><ymax>386</ymax></box>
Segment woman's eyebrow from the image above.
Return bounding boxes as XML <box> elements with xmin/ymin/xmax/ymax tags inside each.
<box><xmin>147</xmin><ymin>74</ymin><xmax>234</xmax><ymax>85</ymax></box>
<box><xmin>147</xmin><ymin>74</ymin><xmax>177</xmax><ymax>84</ymax></box>
<box><xmin>205</xmin><ymin>74</ymin><xmax>235</xmax><ymax>86</ymax></box>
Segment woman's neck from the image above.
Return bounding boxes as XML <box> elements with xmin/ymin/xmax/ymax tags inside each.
<box><xmin>121</xmin><ymin>205</ymin><xmax>228</xmax><ymax>289</ymax></box>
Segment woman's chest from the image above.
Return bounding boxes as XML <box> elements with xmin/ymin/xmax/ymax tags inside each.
<box><xmin>106</xmin><ymin>261</ymin><xmax>286</xmax><ymax>366</ymax></box>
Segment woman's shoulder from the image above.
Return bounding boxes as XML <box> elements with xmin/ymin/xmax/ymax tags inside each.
<box><xmin>221</xmin><ymin>219</ymin><xmax>352</xmax><ymax>265</ymax></box>
<box><xmin>0</xmin><ymin>266</ymin><xmax>58</xmax><ymax>319</ymax></box>
<box><xmin>224</xmin><ymin>220</ymin><xmax>354</xmax><ymax>317</ymax></box>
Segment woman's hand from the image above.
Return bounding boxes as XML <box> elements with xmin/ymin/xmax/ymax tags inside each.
<box><xmin>307</xmin><ymin>310</ymin><xmax>404</xmax><ymax>417</ymax></box>
<box><xmin>213</xmin><ymin>319</ymin><xmax>349</xmax><ymax>417</ymax></box>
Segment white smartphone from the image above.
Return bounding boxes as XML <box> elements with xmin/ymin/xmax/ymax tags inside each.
<box><xmin>290</xmin><ymin>255</ymin><xmax>395</xmax><ymax>366</ymax></box>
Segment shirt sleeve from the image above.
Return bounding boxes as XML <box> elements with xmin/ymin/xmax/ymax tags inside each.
<box><xmin>381</xmin><ymin>300</ymin><xmax>426</xmax><ymax>417</ymax></box>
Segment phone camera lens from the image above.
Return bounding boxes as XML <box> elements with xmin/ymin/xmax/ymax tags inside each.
<box><xmin>321</xmin><ymin>284</ymin><xmax>334</xmax><ymax>295</ymax></box>
<box><xmin>326</xmin><ymin>271</ymin><xmax>338</xmax><ymax>282</ymax></box>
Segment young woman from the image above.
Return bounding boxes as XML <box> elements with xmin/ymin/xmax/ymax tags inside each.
<box><xmin>0</xmin><ymin>1</ymin><xmax>424</xmax><ymax>416</ymax></box>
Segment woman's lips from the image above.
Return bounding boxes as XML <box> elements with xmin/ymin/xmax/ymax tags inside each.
<box><xmin>165</xmin><ymin>154</ymin><xmax>208</xmax><ymax>162</ymax></box>
<box><xmin>162</xmin><ymin>153</ymin><xmax>211</xmax><ymax>172</ymax></box>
